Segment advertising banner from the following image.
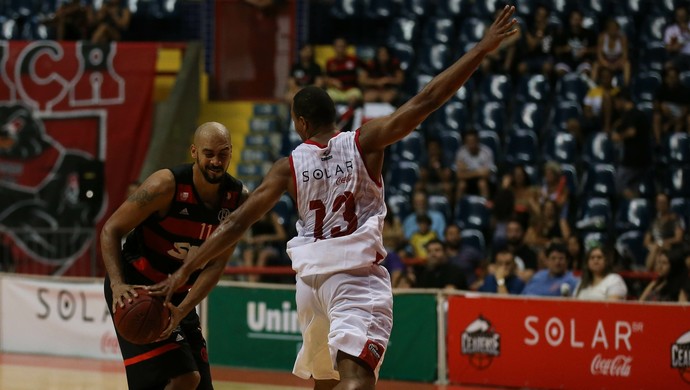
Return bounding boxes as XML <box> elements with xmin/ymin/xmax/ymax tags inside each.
<box><xmin>447</xmin><ymin>294</ymin><xmax>690</xmax><ymax>389</ymax></box>
<box><xmin>0</xmin><ymin>275</ymin><xmax>120</xmax><ymax>360</ymax></box>
<box><xmin>206</xmin><ymin>283</ymin><xmax>439</xmax><ymax>382</ymax></box>
<box><xmin>0</xmin><ymin>41</ymin><xmax>157</xmax><ymax>276</ymax></box>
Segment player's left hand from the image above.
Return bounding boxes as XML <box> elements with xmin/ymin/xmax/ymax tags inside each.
<box><xmin>155</xmin><ymin>301</ymin><xmax>183</xmax><ymax>342</ymax></box>
<box><xmin>148</xmin><ymin>270</ymin><xmax>188</xmax><ymax>304</ymax></box>
<box><xmin>477</xmin><ymin>5</ymin><xmax>519</xmax><ymax>54</ymax></box>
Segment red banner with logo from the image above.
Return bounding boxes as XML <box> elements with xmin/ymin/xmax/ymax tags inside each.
<box><xmin>448</xmin><ymin>294</ymin><xmax>690</xmax><ymax>389</ymax></box>
<box><xmin>0</xmin><ymin>41</ymin><xmax>157</xmax><ymax>276</ymax></box>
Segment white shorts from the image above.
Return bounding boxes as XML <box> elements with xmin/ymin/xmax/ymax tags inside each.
<box><xmin>292</xmin><ymin>264</ymin><xmax>393</xmax><ymax>381</ymax></box>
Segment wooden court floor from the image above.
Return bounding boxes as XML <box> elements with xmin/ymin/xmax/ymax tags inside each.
<box><xmin>0</xmin><ymin>352</ymin><xmax>500</xmax><ymax>390</ymax></box>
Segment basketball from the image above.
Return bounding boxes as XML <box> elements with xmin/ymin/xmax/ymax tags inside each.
<box><xmin>113</xmin><ymin>288</ymin><xmax>170</xmax><ymax>345</ymax></box>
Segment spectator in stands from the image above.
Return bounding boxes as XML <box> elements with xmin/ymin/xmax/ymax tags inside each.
<box><xmin>644</xmin><ymin>192</ymin><xmax>686</xmax><ymax>270</ymax></box>
<box><xmin>652</xmin><ymin>66</ymin><xmax>690</xmax><ymax>143</ymax></box>
<box><xmin>359</xmin><ymin>45</ymin><xmax>404</xmax><ymax>104</ymax></box>
<box><xmin>553</xmin><ymin>9</ymin><xmax>598</xmax><ymax>78</ymax></box>
<box><xmin>45</xmin><ymin>0</ymin><xmax>89</xmax><ymax>41</ymax></box>
<box><xmin>382</xmin><ymin>202</ymin><xmax>408</xmax><ymax>288</ymax></box>
<box><xmin>664</xmin><ymin>6</ymin><xmax>690</xmax><ymax>71</ymax></box>
<box><xmin>574</xmin><ymin>246</ymin><xmax>627</xmax><ymax>300</ymax></box>
<box><xmin>241</xmin><ymin>210</ymin><xmax>287</xmax><ymax>282</ymax></box>
<box><xmin>583</xmin><ymin>66</ymin><xmax>618</xmax><ymax>133</ymax></box>
<box><xmin>416</xmin><ymin>137</ymin><xmax>454</xmax><ymax>200</ymax></box>
<box><xmin>481</xmin><ymin>6</ymin><xmax>521</xmax><ymax>75</ymax></box>
<box><xmin>522</xmin><ymin>242</ymin><xmax>579</xmax><ymax>297</ymax></box>
<box><xmin>478</xmin><ymin>249</ymin><xmax>525</xmax><ymax>294</ymax></box>
<box><xmin>323</xmin><ymin>37</ymin><xmax>364</xmax><ymax>106</ymax></box>
<box><xmin>285</xmin><ymin>44</ymin><xmax>323</xmax><ymax>103</ymax></box>
<box><xmin>455</xmin><ymin>129</ymin><xmax>495</xmax><ymax>200</ymax></box>
<box><xmin>411</xmin><ymin>239</ymin><xmax>468</xmax><ymax>290</ymax></box>
<box><xmin>402</xmin><ymin>189</ymin><xmax>446</xmax><ymax>240</ymax></box>
<box><xmin>538</xmin><ymin>161</ymin><xmax>569</xmax><ymax>213</ymax></box>
<box><xmin>567</xmin><ymin>235</ymin><xmax>585</xmax><ymax>272</ymax></box>
<box><xmin>490</xmin><ymin>165</ymin><xmax>536</xmax><ymax>247</ymax></box>
<box><xmin>408</xmin><ymin>214</ymin><xmax>438</xmax><ymax>261</ymax></box>
<box><xmin>592</xmin><ymin>18</ymin><xmax>631</xmax><ymax>86</ymax></box>
<box><xmin>89</xmin><ymin>0</ymin><xmax>131</xmax><ymax>44</ymax></box>
<box><xmin>503</xmin><ymin>218</ymin><xmax>538</xmax><ymax>282</ymax></box>
<box><xmin>611</xmin><ymin>88</ymin><xmax>653</xmax><ymax>199</ymax></box>
<box><xmin>525</xmin><ymin>199</ymin><xmax>572</xmax><ymax>251</ymax></box>
<box><xmin>444</xmin><ymin>224</ymin><xmax>484</xmax><ymax>287</ymax></box>
<box><xmin>517</xmin><ymin>4</ymin><xmax>556</xmax><ymax>78</ymax></box>
<box><xmin>640</xmin><ymin>247</ymin><xmax>690</xmax><ymax>302</ymax></box>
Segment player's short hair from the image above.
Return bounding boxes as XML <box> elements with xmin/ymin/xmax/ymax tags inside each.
<box><xmin>292</xmin><ymin>86</ymin><xmax>336</xmax><ymax>128</ymax></box>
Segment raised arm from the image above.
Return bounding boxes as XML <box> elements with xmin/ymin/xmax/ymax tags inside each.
<box><xmin>149</xmin><ymin>157</ymin><xmax>293</xmax><ymax>302</ymax></box>
<box><xmin>358</xmin><ymin>5</ymin><xmax>518</xmax><ymax>153</ymax></box>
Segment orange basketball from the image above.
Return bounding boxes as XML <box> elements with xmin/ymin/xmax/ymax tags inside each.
<box><xmin>113</xmin><ymin>288</ymin><xmax>170</xmax><ymax>345</ymax></box>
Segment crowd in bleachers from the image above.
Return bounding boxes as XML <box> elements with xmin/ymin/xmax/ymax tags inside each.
<box><xmin>278</xmin><ymin>0</ymin><xmax>690</xmax><ymax>300</ymax></box>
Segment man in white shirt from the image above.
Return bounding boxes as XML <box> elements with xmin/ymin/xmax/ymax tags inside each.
<box><xmin>664</xmin><ymin>6</ymin><xmax>690</xmax><ymax>70</ymax></box>
<box><xmin>455</xmin><ymin>129</ymin><xmax>495</xmax><ymax>200</ymax></box>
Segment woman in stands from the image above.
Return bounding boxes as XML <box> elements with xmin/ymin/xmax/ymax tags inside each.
<box><xmin>592</xmin><ymin>18</ymin><xmax>631</xmax><ymax>86</ymax></box>
<box><xmin>639</xmin><ymin>247</ymin><xmax>690</xmax><ymax>302</ymax></box>
<box><xmin>574</xmin><ymin>246</ymin><xmax>627</xmax><ymax>300</ymax></box>
<box><xmin>359</xmin><ymin>45</ymin><xmax>404</xmax><ymax>104</ymax></box>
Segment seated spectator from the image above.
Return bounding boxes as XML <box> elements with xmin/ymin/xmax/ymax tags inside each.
<box><xmin>538</xmin><ymin>161</ymin><xmax>569</xmax><ymax>213</ymax></box>
<box><xmin>478</xmin><ymin>249</ymin><xmax>525</xmax><ymax>294</ymax></box>
<box><xmin>285</xmin><ymin>44</ymin><xmax>323</xmax><ymax>103</ymax></box>
<box><xmin>517</xmin><ymin>3</ymin><xmax>556</xmax><ymax>77</ymax></box>
<box><xmin>524</xmin><ymin>199</ymin><xmax>572</xmax><ymax>251</ymax></box>
<box><xmin>653</xmin><ymin>66</ymin><xmax>690</xmax><ymax>143</ymax></box>
<box><xmin>324</xmin><ymin>37</ymin><xmax>364</xmax><ymax>106</ymax></box>
<box><xmin>491</xmin><ymin>165</ymin><xmax>537</xmax><ymax>246</ymax></box>
<box><xmin>241</xmin><ymin>211</ymin><xmax>287</xmax><ymax>282</ymax></box>
<box><xmin>89</xmin><ymin>0</ymin><xmax>131</xmax><ymax>44</ymax></box>
<box><xmin>455</xmin><ymin>129</ymin><xmax>495</xmax><ymax>200</ymax></box>
<box><xmin>382</xmin><ymin>203</ymin><xmax>408</xmax><ymax>288</ymax></box>
<box><xmin>553</xmin><ymin>9</ymin><xmax>597</xmax><ymax>77</ymax></box>
<box><xmin>574</xmin><ymin>246</ymin><xmax>627</xmax><ymax>300</ymax></box>
<box><xmin>503</xmin><ymin>218</ymin><xmax>538</xmax><ymax>282</ymax></box>
<box><xmin>481</xmin><ymin>6</ymin><xmax>521</xmax><ymax>75</ymax></box>
<box><xmin>402</xmin><ymin>189</ymin><xmax>446</xmax><ymax>240</ymax></box>
<box><xmin>583</xmin><ymin>67</ymin><xmax>619</xmax><ymax>133</ymax></box>
<box><xmin>522</xmin><ymin>242</ymin><xmax>579</xmax><ymax>297</ymax></box>
<box><xmin>611</xmin><ymin>89</ymin><xmax>653</xmax><ymax>199</ymax></box>
<box><xmin>644</xmin><ymin>193</ymin><xmax>686</xmax><ymax>270</ymax></box>
<box><xmin>444</xmin><ymin>224</ymin><xmax>484</xmax><ymax>286</ymax></box>
<box><xmin>411</xmin><ymin>239</ymin><xmax>468</xmax><ymax>290</ymax></box>
<box><xmin>44</xmin><ymin>0</ymin><xmax>89</xmax><ymax>41</ymax></box>
<box><xmin>664</xmin><ymin>6</ymin><xmax>690</xmax><ymax>71</ymax></box>
<box><xmin>359</xmin><ymin>45</ymin><xmax>404</xmax><ymax>104</ymax></box>
<box><xmin>592</xmin><ymin>18</ymin><xmax>631</xmax><ymax>86</ymax></box>
<box><xmin>640</xmin><ymin>247</ymin><xmax>690</xmax><ymax>302</ymax></box>
<box><xmin>408</xmin><ymin>215</ymin><xmax>438</xmax><ymax>261</ymax></box>
<box><xmin>567</xmin><ymin>235</ymin><xmax>585</xmax><ymax>272</ymax></box>
<box><xmin>416</xmin><ymin>138</ymin><xmax>454</xmax><ymax>200</ymax></box>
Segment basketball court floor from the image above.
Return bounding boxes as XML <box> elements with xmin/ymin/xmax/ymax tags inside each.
<box><xmin>0</xmin><ymin>352</ymin><xmax>499</xmax><ymax>390</ymax></box>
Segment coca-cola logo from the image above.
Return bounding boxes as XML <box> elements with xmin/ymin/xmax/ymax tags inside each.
<box><xmin>590</xmin><ymin>354</ymin><xmax>632</xmax><ymax>377</ymax></box>
<box><xmin>335</xmin><ymin>174</ymin><xmax>352</xmax><ymax>186</ymax></box>
<box><xmin>100</xmin><ymin>332</ymin><xmax>120</xmax><ymax>355</ymax></box>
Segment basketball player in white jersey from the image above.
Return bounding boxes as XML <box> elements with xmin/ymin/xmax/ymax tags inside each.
<box><xmin>150</xmin><ymin>6</ymin><xmax>518</xmax><ymax>389</ymax></box>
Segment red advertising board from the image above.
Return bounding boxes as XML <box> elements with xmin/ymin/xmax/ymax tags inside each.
<box><xmin>448</xmin><ymin>294</ymin><xmax>690</xmax><ymax>389</ymax></box>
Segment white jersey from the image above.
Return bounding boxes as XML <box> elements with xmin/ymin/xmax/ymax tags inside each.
<box><xmin>287</xmin><ymin>130</ymin><xmax>387</xmax><ymax>277</ymax></box>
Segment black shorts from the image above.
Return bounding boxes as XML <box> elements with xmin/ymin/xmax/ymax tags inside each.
<box><xmin>104</xmin><ymin>276</ymin><xmax>212</xmax><ymax>390</ymax></box>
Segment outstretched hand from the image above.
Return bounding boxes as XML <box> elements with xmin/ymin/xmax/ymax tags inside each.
<box><xmin>477</xmin><ymin>5</ymin><xmax>519</xmax><ymax>54</ymax></box>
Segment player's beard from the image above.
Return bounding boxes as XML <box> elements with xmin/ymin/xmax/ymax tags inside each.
<box><xmin>197</xmin><ymin>157</ymin><xmax>224</xmax><ymax>184</ymax></box>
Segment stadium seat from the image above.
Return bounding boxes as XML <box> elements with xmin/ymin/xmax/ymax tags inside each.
<box><xmin>615</xmin><ymin>230</ymin><xmax>648</xmax><ymax>269</ymax></box>
<box><xmin>391</xmin><ymin>130</ymin><xmax>424</xmax><ymax>161</ymax></box>
<box><xmin>638</xmin><ymin>14</ymin><xmax>668</xmax><ymax>48</ymax></box>
<box><xmin>273</xmin><ymin>194</ymin><xmax>296</xmax><ymax>226</ymax></box>
<box><xmin>364</xmin><ymin>0</ymin><xmax>394</xmax><ymax>19</ymax></box>
<box><xmin>611</xmin><ymin>0</ymin><xmax>644</xmax><ymax>17</ymax></box>
<box><xmin>665</xmin><ymin>167</ymin><xmax>690</xmax><ymax>198</ymax></box>
<box><xmin>387</xmin><ymin>192</ymin><xmax>412</xmax><ymax>220</ymax></box>
<box><xmin>661</xmin><ymin>132</ymin><xmax>690</xmax><ymax>166</ymax></box>
<box><xmin>582</xmin><ymin>231</ymin><xmax>610</xmax><ymax>251</ymax></box>
<box><xmin>514</xmin><ymin>0</ymin><xmax>535</xmax><ymax>18</ymax></box>
<box><xmin>512</xmin><ymin>102</ymin><xmax>548</xmax><ymax>133</ymax></box>
<box><xmin>615</xmin><ymin>198</ymin><xmax>651</xmax><ymax>233</ymax></box>
<box><xmin>576</xmin><ymin>197</ymin><xmax>612</xmax><ymax>232</ymax></box>
<box><xmin>556</xmin><ymin>73</ymin><xmax>590</xmax><ymax>104</ymax></box>
<box><xmin>543</xmin><ymin>131</ymin><xmax>577</xmax><ymax>165</ymax></box>
<box><xmin>416</xmin><ymin>43</ymin><xmax>451</xmax><ymax>75</ymax></box>
<box><xmin>391</xmin><ymin>42</ymin><xmax>415</xmax><ymax>71</ymax></box>
<box><xmin>458</xmin><ymin>17</ymin><xmax>488</xmax><ymax>48</ymax></box>
<box><xmin>387</xmin><ymin>17</ymin><xmax>418</xmax><ymax>46</ymax></box>
<box><xmin>474</xmin><ymin>101</ymin><xmax>506</xmax><ymax>134</ymax></box>
<box><xmin>438</xmin><ymin>130</ymin><xmax>462</xmax><ymax>167</ymax></box>
<box><xmin>330</xmin><ymin>0</ymin><xmax>363</xmax><ymax>19</ymax></box>
<box><xmin>451</xmin><ymin>77</ymin><xmax>474</xmax><ymax>103</ymax></box>
<box><xmin>454</xmin><ymin>195</ymin><xmax>491</xmax><ymax>232</ymax></box>
<box><xmin>516</xmin><ymin>74</ymin><xmax>551</xmax><ymax>103</ymax></box>
<box><xmin>478</xmin><ymin>73</ymin><xmax>512</xmax><ymax>103</ymax></box>
<box><xmin>670</xmin><ymin>198</ymin><xmax>690</xmax><ymax>232</ymax></box>
<box><xmin>428</xmin><ymin>194</ymin><xmax>452</xmax><ymax>222</ymax></box>
<box><xmin>434</xmin><ymin>0</ymin><xmax>465</xmax><ymax>18</ymax></box>
<box><xmin>387</xmin><ymin>161</ymin><xmax>420</xmax><ymax>194</ymax></box>
<box><xmin>504</xmin><ymin>129</ymin><xmax>539</xmax><ymax>166</ymax></box>
<box><xmin>638</xmin><ymin>42</ymin><xmax>668</xmax><ymax>72</ymax></box>
<box><xmin>401</xmin><ymin>0</ymin><xmax>431</xmax><ymax>18</ymax></box>
<box><xmin>680</xmin><ymin>70</ymin><xmax>690</xmax><ymax>89</ymax></box>
<box><xmin>632</xmin><ymin>71</ymin><xmax>662</xmax><ymax>103</ymax></box>
<box><xmin>583</xmin><ymin>132</ymin><xmax>616</xmax><ymax>166</ymax></box>
<box><xmin>581</xmin><ymin>164</ymin><xmax>616</xmax><ymax>198</ymax></box>
<box><xmin>560</xmin><ymin>163</ymin><xmax>579</xmax><ymax>194</ymax></box>
<box><xmin>421</xmin><ymin>17</ymin><xmax>456</xmax><ymax>45</ymax></box>
<box><xmin>552</xmin><ymin>100</ymin><xmax>582</xmax><ymax>131</ymax></box>
<box><xmin>470</xmin><ymin>0</ymin><xmax>500</xmax><ymax>19</ymax></box>
<box><xmin>461</xmin><ymin>228</ymin><xmax>486</xmax><ymax>253</ymax></box>
<box><xmin>434</xmin><ymin>101</ymin><xmax>468</xmax><ymax>132</ymax></box>
<box><xmin>647</xmin><ymin>0</ymin><xmax>675</xmax><ymax>16</ymax></box>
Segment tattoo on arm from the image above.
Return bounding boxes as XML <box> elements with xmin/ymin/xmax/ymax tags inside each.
<box><xmin>127</xmin><ymin>189</ymin><xmax>158</xmax><ymax>207</ymax></box>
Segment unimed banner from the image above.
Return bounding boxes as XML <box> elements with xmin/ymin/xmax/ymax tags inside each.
<box><xmin>0</xmin><ymin>275</ymin><xmax>120</xmax><ymax>360</ymax></box>
<box><xmin>206</xmin><ymin>283</ymin><xmax>438</xmax><ymax>382</ymax></box>
<box><xmin>0</xmin><ymin>41</ymin><xmax>156</xmax><ymax>276</ymax></box>
<box><xmin>447</xmin><ymin>294</ymin><xmax>690</xmax><ymax>389</ymax></box>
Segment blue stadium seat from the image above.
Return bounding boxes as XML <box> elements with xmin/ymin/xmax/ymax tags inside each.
<box><xmin>661</xmin><ymin>132</ymin><xmax>690</xmax><ymax>166</ymax></box>
<box><xmin>512</xmin><ymin>102</ymin><xmax>548</xmax><ymax>133</ymax></box>
<box><xmin>387</xmin><ymin>17</ymin><xmax>418</xmax><ymax>45</ymax></box>
<box><xmin>364</xmin><ymin>0</ymin><xmax>394</xmax><ymax>19</ymax></box>
<box><xmin>451</xmin><ymin>77</ymin><xmax>474</xmax><ymax>103</ymax></box>
<box><xmin>454</xmin><ymin>195</ymin><xmax>491</xmax><ymax>232</ymax></box>
<box><xmin>665</xmin><ymin>167</ymin><xmax>690</xmax><ymax>198</ymax></box>
<box><xmin>474</xmin><ymin>101</ymin><xmax>507</xmax><ymax>134</ymax></box>
<box><xmin>615</xmin><ymin>230</ymin><xmax>648</xmax><ymax>269</ymax></box>
<box><xmin>552</xmin><ymin>100</ymin><xmax>582</xmax><ymax>131</ymax></box>
<box><xmin>638</xmin><ymin>42</ymin><xmax>668</xmax><ymax>72</ymax></box>
<box><xmin>615</xmin><ymin>198</ymin><xmax>651</xmax><ymax>233</ymax></box>
<box><xmin>638</xmin><ymin>14</ymin><xmax>668</xmax><ymax>48</ymax></box>
<box><xmin>237</xmin><ymin>163</ymin><xmax>265</xmax><ymax>177</ymax></box>
<box><xmin>583</xmin><ymin>132</ymin><xmax>616</xmax><ymax>166</ymax></box>
<box><xmin>504</xmin><ymin>129</ymin><xmax>539</xmax><ymax>166</ymax></box>
<box><xmin>470</xmin><ymin>0</ymin><xmax>500</xmax><ymax>19</ymax></box>
<box><xmin>670</xmin><ymin>198</ymin><xmax>690</xmax><ymax>231</ymax></box>
<box><xmin>387</xmin><ymin>161</ymin><xmax>420</xmax><ymax>195</ymax></box>
<box><xmin>514</xmin><ymin>0</ymin><xmax>535</xmax><ymax>18</ymax></box>
<box><xmin>611</xmin><ymin>0</ymin><xmax>644</xmax><ymax>17</ymax></box>
<box><xmin>543</xmin><ymin>131</ymin><xmax>577</xmax><ymax>165</ymax></box>
<box><xmin>273</xmin><ymin>194</ymin><xmax>296</xmax><ymax>226</ymax></box>
<box><xmin>458</xmin><ymin>17</ymin><xmax>488</xmax><ymax>48</ymax></box>
<box><xmin>241</xmin><ymin>148</ymin><xmax>272</xmax><ymax>163</ymax></box>
<box><xmin>576</xmin><ymin>197</ymin><xmax>612</xmax><ymax>232</ymax></box>
<box><xmin>390</xmin><ymin>42</ymin><xmax>415</xmax><ymax>71</ymax></box>
<box><xmin>581</xmin><ymin>164</ymin><xmax>616</xmax><ymax>198</ymax></box>
<box><xmin>387</xmin><ymin>192</ymin><xmax>412</xmax><ymax>220</ymax></box>
<box><xmin>647</xmin><ymin>0</ymin><xmax>675</xmax><ymax>16</ymax></box>
<box><xmin>560</xmin><ymin>163</ymin><xmax>579</xmax><ymax>195</ymax></box>
<box><xmin>438</xmin><ymin>130</ymin><xmax>462</xmax><ymax>167</ymax></box>
<box><xmin>330</xmin><ymin>0</ymin><xmax>363</xmax><ymax>19</ymax></box>
<box><xmin>434</xmin><ymin>0</ymin><xmax>466</xmax><ymax>18</ymax></box>
<box><xmin>391</xmin><ymin>130</ymin><xmax>424</xmax><ymax>161</ymax></box>
<box><xmin>461</xmin><ymin>228</ymin><xmax>486</xmax><ymax>253</ymax></box>
<box><xmin>632</xmin><ymin>71</ymin><xmax>662</xmax><ymax>103</ymax></box>
<box><xmin>428</xmin><ymin>194</ymin><xmax>452</xmax><ymax>222</ymax></box>
<box><xmin>421</xmin><ymin>17</ymin><xmax>456</xmax><ymax>45</ymax></box>
<box><xmin>478</xmin><ymin>130</ymin><xmax>501</xmax><ymax>163</ymax></box>
<box><xmin>516</xmin><ymin>74</ymin><xmax>551</xmax><ymax>103</ymax></box>
<box><xmin>401</xmin><ymin>0</ymin><xmax>431</xmax><ymax>18</ymax></box>
<box><xmin>416</xmin><ymin>43</ymin><xmax>451</xmax><ymax>75</ymax></box>
<box><xmin>556</xmin><ymin>73</ymin><xmax>590</xmax><ymax>104</ymax></box>
<box><xmin>680</xmin><ymin>71</ymin><xmax>690</xmax><ymax>89</ymax></box>
<box><xmin>636</xmin><ymin>169</ymin><xmax>657</xmax><ymax>199</ymax></box>
<box><xmin>478</xmin><ymin>73</ymin><xmax>512</xmax><ymax>103</ymax></box>
<box><xmin>434</xmin><ymin>101</ymin><xmax>468</xmax><ymax>132</ymax></box>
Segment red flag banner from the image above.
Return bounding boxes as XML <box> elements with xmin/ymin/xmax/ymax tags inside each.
<box><xmin>448</xmin><ymin>294</ymin><xmax>690</xmax><ymax>389</ymax></box>
<box><xmin>0</xmin><ymin>41</ymin><xmax>157</xmax><ymax>276</ymax></box>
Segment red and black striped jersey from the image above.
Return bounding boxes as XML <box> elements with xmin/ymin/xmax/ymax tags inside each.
<box><xmin>122</xmin><ymin>163</ymin><xmax>243</xmax><ymax>289</ymax></box>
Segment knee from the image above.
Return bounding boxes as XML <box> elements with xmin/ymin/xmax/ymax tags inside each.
<box><xmin>168</xmin><ymin>371</ymin><xmax>200</xmax><ymax>390</ymax></box>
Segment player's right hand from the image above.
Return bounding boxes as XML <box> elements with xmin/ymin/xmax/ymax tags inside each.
<box><xmin>111</xmin><ymin>283</ymin><xmax>146</xmax><ymax>313</ymax></box>
<box><xmin>477</xmin><ymin>5</ymin><xmax>519</xmax><ymax>54</ymax></box>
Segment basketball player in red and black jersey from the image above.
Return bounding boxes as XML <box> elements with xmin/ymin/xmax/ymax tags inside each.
<box><xmin>101</xmin><ymin>122</ymin><xmax>247</xmax><ymax>389</ymax></box>
<box><xmin>151</xmin><ymin>7</ymin><xmax>518</xmax><ymax>389</ymax></box>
